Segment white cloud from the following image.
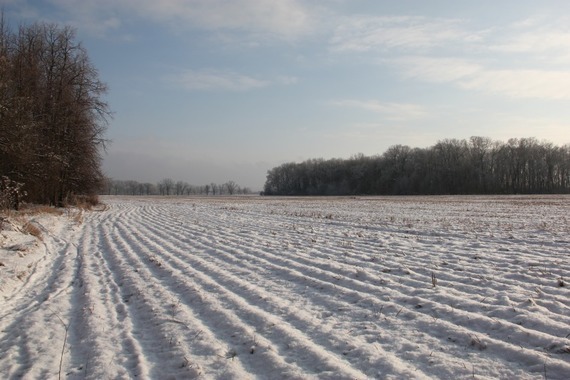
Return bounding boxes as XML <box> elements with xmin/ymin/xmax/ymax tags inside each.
<box><xmin>477</xmin><ymin>16</ymin><xmax>570</xmax><ymax>68</ymax></box>
<box><xmin>330</xmin><ymin>99</ymin><xmax>429</xmax><ymax>121</ymax></box>
<box><xmin>170</xmin><ymin>69</ymin><xmax>268</xmax><ymax>91</ymax></box>
<box><xmin>3</xmin><ymin>0</ymin><xmax>42</xmax><ymax>20</ymax></box>
<box><xmin>394</xmin><ymin>56</ymin><xmax>481</xmax><ymax>83</ymax></box>
<box><xmin>39</xmin><ymin>0</ymin><xmax>123</xmax><ymax>36</ymax></box>
<box><xmin>329</xmin><ymin>13</ymin><xmax>570</xmax><ymax>61</ymax></box>
<box><xmin>275</xmin><ymin>76</ymin><xmax>299</xmax><ymax>85</ymax></box>
<box><xmin>4</xmin><ymin>0</ymin><xmax>315</xmax><ymax>40</ymax></box>
<box><xmin>329</xmin><ymin>12</ymin><xmax>570</xmax><ymax>101</ymax></box>
<box><xmin>159</xmin><ymin>0</ymin><xmax>311</xmax><ymax>38</ymax></box>
<box><xmin>393</xmin><ymin>56</ymin><xmax>570</xmax><ymax>100</ymax></box>
<box><xmin>491</xmin><ymin>31</ymin><xmax>570</xmax><ymax>54</ymax></box>
<box><xmin>488</xmin><ymin>16</ymin><xmax>570</xmax><ymax>53</ymax></box>
<box><xmin>459</xmin><ymin>69</ymin><xmax>570</xmax><ymax>100</ymax></box>
<box><xmin>329</xmin><ymin>16</ymin><xmax>474</xmax><ymax>52</ymax></box>
<box><xmin>167</xmin><ymin>69</ymin><xmax>297</xmax><ymax>91</ymax></box>
<box><xmin>33</xmin><ymin>0</ymin><xmax>315</xmax><ymax>40</ymax></box>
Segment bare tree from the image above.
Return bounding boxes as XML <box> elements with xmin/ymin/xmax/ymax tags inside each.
<box><xmin>264</xmin><ymin>137</ymin><xmax>570</xmax><ymax>195</ymax></box>
<box><xmin>218</xmin><ymin>183</ymin><xmax>226</xmax><ymax>195</ymax></box>
<box><xmin>0</xmin><ymin>18</ymin><xmax>110</xmax><ymax>206</ymax></box>
<box><xmin>103</xmin><ymin>179</ymin><xmax>248</xmax><ymax>196</ymax></box>
<box><xmin>160</xmin><ymin>178</ymin><xmax>174</xmax><ymax>196</ymax></box>
<box><xmin>175</xmin><ymin>181</ymin><xmax>188</xmax><ymax>196</ymax></box>
<box><xmin>225</xmin><ymin>180</ymin><xmax>238</xmax><ymax>195</ymax></box>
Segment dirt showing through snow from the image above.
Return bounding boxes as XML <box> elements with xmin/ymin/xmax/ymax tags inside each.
<box><xmin>1</xmin><ymin>195</ymin><xmax>569</xmax><ymax>379</ymax></box>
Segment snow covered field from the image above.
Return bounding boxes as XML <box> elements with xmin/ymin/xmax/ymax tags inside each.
<box><xmin>1</xmin><ymin>195</ymin><xmax>569</xmax><ymax>379</ymax></box>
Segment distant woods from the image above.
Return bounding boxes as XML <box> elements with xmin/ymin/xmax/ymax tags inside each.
<box><xmin>0</xmin><ymin>16</ymin><xmax>110</xmax><ymax>208</ymax></box>
<box><xmin>104</xmin><ymin>179</ymin><xmax>252</xmax><ymax>196</ymax></box>
<box><xmin>264</xmin><ymin>137</ymin><xmax>570</xmax><ymax>196</ymax></box>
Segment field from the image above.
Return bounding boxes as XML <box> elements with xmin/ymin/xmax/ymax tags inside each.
<box><xmin>1</xmin><ymin>195</ymin><xmax>569</xmax><ymax>379</ymax></box>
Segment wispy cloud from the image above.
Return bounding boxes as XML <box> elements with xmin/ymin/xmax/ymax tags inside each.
<box><xmin>32</xmin><ymin>0</ymin><xmax>123</xmax><ymax>37</ymax></box>
<box><xmin>329</xmin><ymin>16</ymin><xmax>477</xmax><ymax>52</ymax></box>
<box><xmin>22</xmin><ymin>0</ymin><xmax>315</xmax><ymax>40</ymax></box>
<box><xmin>489</xmin><ymin>16</ymin><xmax>570</xmax><ymax>53</ymax></box>
<box><xmin>486</xmin><ymin>17</ymin><xmax>570</xmax><ymax>65</ymax></box>
<box><xmin>460</xmin><ymin>69</ymin><xmax>570</xmax><ymax>100</ymax></box>
<box><xmin>274</xmin><ymin>76</ymin><xmax>299</xmax><ymax>86</ymax></box>
<box><xmin>329</xmin><ymin>13</ymin><xmax>570</xmax><ymax>58</ymax></box>
<box><xmin>136</xmin><ymin>0</ymin><xmax>314</xmax><ymax>39</ymax></box>
<box><xmin>394</xmin><ymin>56</ymin><xmax>570</xmax><ymax>100</ymax></box>
<box><xmin>3</xmin><ymin>0</ymin><xmax>42</xmax><ymax>20</ymax></box>
<box><xmin>330</xmin><ymin>99</ymin><xmax>429</xmax><ymax>121</ymax></box>
<box><xmin>393</xmin><ymin>56</ymin><xmax>481</xmax><ymax>83</ymax></box>
<box><xmin>491</xmin><ymin>30</ymin><xmax>570</xmax><ymax>54</ymax></box>
<box><xmin>331</xmin><ymin>13</ymin><xmax>570</xmax><ymax>101</ymax></box>
<box><xmin>167</xmin><ymin>69</ymin><xmax>297</xmax><ymax>92</ymax></box>
<box><xmin>169</xmin><ymin>70</ymin><xmax>268</xmax><ymax>91</ymax></box>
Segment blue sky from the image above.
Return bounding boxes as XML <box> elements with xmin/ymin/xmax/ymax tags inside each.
<box><xmin>4</xmin><ymin>0</ymin><xmax>570</xmax><ymax>189</ymax></box>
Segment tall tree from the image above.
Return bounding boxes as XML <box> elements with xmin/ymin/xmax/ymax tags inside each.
<box><xmin>0</xmin><ymin>18</ymin><xmax>110</xmax><ymax>207</ymax></box>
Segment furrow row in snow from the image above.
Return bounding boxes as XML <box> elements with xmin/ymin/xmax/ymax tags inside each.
<box><xmin>2</xmin><ymin>195</ymin><xmax>569</xmax><ymax>379</ymax></box>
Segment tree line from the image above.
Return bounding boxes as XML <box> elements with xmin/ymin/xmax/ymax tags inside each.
<box><xmin>264</xmin><ymin>137</ymin><xmax>570</xmax><ymax>196</ymax></box>
<box><xmin>0</xmin><ymin>16</ymin><xmax>109</xmax><ymax>208</ymax></box>
<box><xmin>103</xmin><ymin>178</ymin><xmax>252</xmax><ymax>196</ymax></box>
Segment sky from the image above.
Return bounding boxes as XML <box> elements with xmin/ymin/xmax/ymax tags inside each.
<box><xmin>3</xmin><ymin>0</ymin><xmax>570</xmax><ymax>190</ymax></box>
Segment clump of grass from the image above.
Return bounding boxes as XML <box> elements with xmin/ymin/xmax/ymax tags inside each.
<box><xmin>8</xmin><ymin>214</ymin><xmax>42</xmax><ymax>239</ymax></box>
<box><xmin>33</xmin><ymin>205</ymin><xmax>64</xmax><ymax>215</ymax></box>
<box><xmin>469</xmin><ymin>335</ymin><xmax>487</xmax><ymax>350</ymax></box>
<box><xmin>20</xmin><ymin>204</ymin><xmax>64</xmax><ymax>216</ymax></box>
<box><xmin>66</xmin><ymin>194</ymin><xmax>100</xmax><ymax>210</ymax></box>
<box><xmin>225</xmin><ymin>348</ymin><xmax>237</xmax><ymax>360</ymax></box>
<box><xmin>22</xmin><ymin>221</ymin><xmax>42</xmax><ymax>239</ymax></box>
<box><xmin>72</xmin><ymin>210</ymin><xmax>84</xmax><ymax>225</ymax></box>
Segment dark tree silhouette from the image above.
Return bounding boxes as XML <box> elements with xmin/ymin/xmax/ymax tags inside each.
<box><xmin>264</xmin><ymin>137</ymin><xmax>570</xmax><ymax>196</ymax></box>
<box><xmin>0</xmin><ymin>17</ymin><xmax>110</xmax><ymax>207</ymax></box>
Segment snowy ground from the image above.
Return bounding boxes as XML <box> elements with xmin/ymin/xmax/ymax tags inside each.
<box><xmin>0</xmin><ymin>195</ymin><xmax>569</xmax><ymax>379</ymax></box>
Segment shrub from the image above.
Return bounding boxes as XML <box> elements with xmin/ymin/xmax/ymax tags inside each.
<box><xmin>65</xmin><ymin>194</ymin><xmax>100</xmax><ymax>210</ymax></box>
<box><xmin>0</xmin><ymin>176</ymin><xmax>26</xmax><ymax>210</ymax></box>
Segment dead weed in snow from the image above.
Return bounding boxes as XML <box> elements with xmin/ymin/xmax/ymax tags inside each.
<box><xmin>21</xmin><ymin>221</ymin><xmax>42</xmax><ymax>239</ymax></box>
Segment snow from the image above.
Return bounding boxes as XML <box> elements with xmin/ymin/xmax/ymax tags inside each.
<box><xmin>1</xmin><ymin>195</ymin><xmax>569</xmax><ymax>379</ymax></box>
